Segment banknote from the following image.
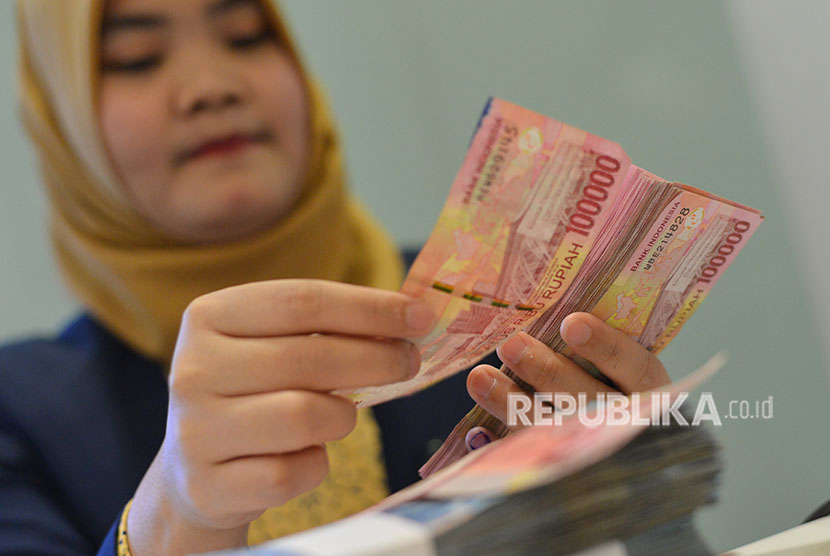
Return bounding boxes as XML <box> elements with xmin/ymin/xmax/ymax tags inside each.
<box><xmin>410</xmin><ymin>105</ymin><xmax>761</xmax><ymax>476</ymax></box>
<box><xmin>352</xmin><ymin>98</ymin><xmax>632</xmax><ymax>407</ymax></box>
<box><xmin>347</xmin><ymin>98</ymin><xmax>760</xmax><ymax>476</ymax></box>
<box><xmin>421</xmin><ymin>183</ymin><xmax>760</xmax><ymax>475</ymax></box>
<box><xmin>594</xmin><ymin>187</ymin><xmax>763</xmax><ymax>352</ymax></box>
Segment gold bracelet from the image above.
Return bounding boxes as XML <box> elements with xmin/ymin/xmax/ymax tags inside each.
<box><xmin>116</xmin><ymin>499</ymin><xmax>134</xmax><ymax>556</ymax></box>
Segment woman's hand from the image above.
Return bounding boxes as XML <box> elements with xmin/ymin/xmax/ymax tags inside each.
<box><xmin>466</xmin><ymin>312</ymin><xmax>670</xmax><ymax>431</ymax></box>
<box><xmin>127</xmin><ymin>280</ymin><xmax>435</xmax><ymax>556</ymax></box>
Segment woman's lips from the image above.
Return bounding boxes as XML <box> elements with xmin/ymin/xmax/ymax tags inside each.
<box><xmin>193</xmin><ymin>135</ymin><xmax>253</xmax><ymax>158</ymax></box>
<box><xmin>177</xmin><ymin>130</ymin><xmax>272</xmax><ymax>164</ymax></box>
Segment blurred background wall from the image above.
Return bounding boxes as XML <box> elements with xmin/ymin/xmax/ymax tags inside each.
<box><xmin>1</xmin><ymin>0</ymin><xmax>828</xmax><ymax>551</ymax></box>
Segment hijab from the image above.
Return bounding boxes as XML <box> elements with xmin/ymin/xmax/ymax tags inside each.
<box><xmin>17</xmin><ymin>0</ymin><xmax>400</xmax><ymax>541</ymax></box>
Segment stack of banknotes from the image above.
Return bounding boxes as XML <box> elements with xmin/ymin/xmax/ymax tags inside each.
<box><xmin>347</xmin><ymin>98</ymin><xmax>761</xmax><ymax>476</ymax></box>
<box><xmin>211</xmin><ymin>358</ymin><xmax>724</xmax><ymax>556</ymax></box>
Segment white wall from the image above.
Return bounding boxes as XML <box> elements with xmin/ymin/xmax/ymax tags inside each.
<box><xmin>729</xmin><ymin>0</ymin><xmax>830</xmax><ymax>371</ymax></box>
<box><xmin>0</xmin><ymin>0</ymin><xmax>77</xmax><ymax>340</ymax></box>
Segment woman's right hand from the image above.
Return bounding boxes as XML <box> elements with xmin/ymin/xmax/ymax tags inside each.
<box><xmin>126</xmin><ymin>280</ymin><xmax>436</xmax><ymax>556</ymax></box>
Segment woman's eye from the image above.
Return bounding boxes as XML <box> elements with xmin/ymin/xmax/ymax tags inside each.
<box><xmin>228</xmin><ymin>30</ymin><xmax>274</xmax><ymax>50</ymax></box>
<box><xmin>102</xmin><ymin>56</ymin><xmax>162</xmax><ymax>74</ymax></box>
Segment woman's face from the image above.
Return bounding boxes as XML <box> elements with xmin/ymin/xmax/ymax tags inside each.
<box><xmin>98</xmin><ymin>0</ymin><xmax>310</xmax><ymax>243</ymax></box>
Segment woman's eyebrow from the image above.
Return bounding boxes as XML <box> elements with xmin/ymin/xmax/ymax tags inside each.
<box><xmin>101</xmin><ymin>14</ymin><xmax>166</xmax><ymax>36</ymax></box>
<box><xmin>207</xmin><ymin>0</ymin><xmax>260</xmax><ymax>17</ymax></box>
<box><xmin>100</xmin><ymin>0</ymin><xmax>260</xmax><ymax>37</ymax></box>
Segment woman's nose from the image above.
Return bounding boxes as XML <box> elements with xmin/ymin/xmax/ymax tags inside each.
<box><xmin>184</xmin><ymin>89</ymin><xmax>239</xmax><ymax>115</ymax></box>
<box><xmin>173</xmin><ymin>53</ymin><xmax>247</xmax><ymax>117</ymax></box>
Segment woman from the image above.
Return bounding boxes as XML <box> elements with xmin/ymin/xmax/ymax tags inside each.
<box><xmin>1</xmin><ymin>1</ymin><xmax>671</xmax><ymax>555</ymax></box>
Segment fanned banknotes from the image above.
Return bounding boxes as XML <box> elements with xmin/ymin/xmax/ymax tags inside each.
<box><xmin>349</xmin><ymin>98</ymin><xmax>761</xmax><ymax>473</ymax></box>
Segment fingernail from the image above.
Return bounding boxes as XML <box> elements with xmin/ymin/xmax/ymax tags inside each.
<box><xmin>469</xmin><ymin>368</ymin><xmax>495</xmax><ymax>400</ymax></box>
<box><xmin>497</xmin><ymin>334</ymin><xmax>528</xmax><ymax>364</ymax></box>
<box><xmin>406</xmin><ymin>302</ymin><xmax>435</xmax><ymax>332</ymax></box>
<box><xmin>561</xmin><ymin>315</ymin><xmax>592</xmax><ymax>345</ymax></box>
<box><xmin>465</xmin><ymin>426</ymin><xmax>493</xmax><ymax>452</ymax></box>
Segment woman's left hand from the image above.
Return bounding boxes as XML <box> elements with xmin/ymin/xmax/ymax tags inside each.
<box><xmin>466</xmin><ymin>312</ymin><xmax>670</xmax><ymax>430</ymax></box>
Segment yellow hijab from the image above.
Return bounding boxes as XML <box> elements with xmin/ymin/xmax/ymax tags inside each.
<box><xmin>17</xmin><ymin>0</ymin><xmax>400</xmax><ymax>543</ymax></box>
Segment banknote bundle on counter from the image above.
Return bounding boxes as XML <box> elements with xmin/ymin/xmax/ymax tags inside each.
<box><xmin>210</xmin><ymin>358</ymin><xmax>725</xmax><ymax>556</ymax></box>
